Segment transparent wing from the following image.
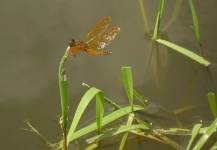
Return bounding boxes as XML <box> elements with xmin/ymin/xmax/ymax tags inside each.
<box><xmin>87</xmin><ymin>27</ymin><xmax>120</xmax><ymax>50</ymax></box>
<box><xmin>83</xmin><ymin>17</ymin><xmax>111</xmax><ymax>44</ymax></box>
<box><xmin>86</xmin><ymin>49</ymin><xmax>112</xmax><ymax>55</ymax></box>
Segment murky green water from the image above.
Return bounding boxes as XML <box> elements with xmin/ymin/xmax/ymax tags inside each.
<box><xmin>1</xmin><ymin>0</ymin><xmax>217</xmax><ymax>149</ymax></box>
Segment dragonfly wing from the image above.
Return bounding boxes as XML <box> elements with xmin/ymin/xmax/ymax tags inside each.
<box><xmin>87</xmin><ymin>27</ymin><xmax>120</xmax><ymax>50</ymax></box>
<box><xmin>83</xmin><ymin>17</ymin><xmax>111</xmax><ymax>44</ymax></box>
<box><xmin>86</xmin><ymin>49</ymin><xmax>112</xmax><ymax>55</ymax></box>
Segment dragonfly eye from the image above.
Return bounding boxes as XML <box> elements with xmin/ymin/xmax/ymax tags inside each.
<box><xmin>68</xmin><ymin>39</ymin><xmax>76</xmax><ymax>47</ymax></box>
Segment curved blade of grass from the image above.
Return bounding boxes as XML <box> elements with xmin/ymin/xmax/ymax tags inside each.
<box><xmin>122</xmin><ymin>67</ymin><xmax>134</xmax><ymax>111</ymax></box>
<box><xmin>119</xmin><ymin>79</ymin><xmax>147</xmax><ymax>107</ymax></box>
<box><xmin>133</xmin><ymin>90</ymin><xmax>147</xmax><ymax>107</ymax></box>
<box><xmin>193</xmin><ymin>118</ymin><xmax>217</xmax><ymax>150</ymax></box>
<box><xmin>189</xmin><ymin>0</ymin><xmax>201</xmax><ymax>45</ymax></box>
<box><xmin>68</xmin><ymin>105</ymin><xmax>144</xmax><ymax>142</ymax></box>
<box><xmin>133</xmin><ymin>116</ymin><xmax>151</xmax><ymax>129</ymax></box>
<box><xmin>86</xmin><ymin>124</ymin><xmax>149</xmax><ymax>144</ymax></box>
<box><xmin>186</xmin><ymin>124</ymin><xmax>202</xmax><ymax>150</ymax></box>
<box><xmin>119</xmin><ymin>113</ymin><xmax>135</xmax><ymax>150</ymax></box>
<box><xmin>156</xmin><ymin>39</ymin><xmax>210</xmax><ymax>66</ymax></box>
<box><xmin>153</xmin><ymin>0</ymin><xmax>164</xmax><ymax>39</ymax></box>
<box><xmin>59</xmin><ymin>51</ymin><xmax>69</xmax><ymax>129</ymax></box>
<box><xmin>208</xmin><ymin>93</ymin><xmax>217</xmax><ymax>119</ymax></box>
<box><xmin>82</xmin><ymin>83</ymin><xmax>122</xmax><ymax>110</ymax></box>
<box><xmin>66</xmin><ymin>87</ymin><xmax>102</xmax><ymax>146</ymax></box>
<box><xmin>59</xmin><ymin>69</ymin><xmax>69</xmax><ymax>129</ymax></box>
<box><xmin>96</xmin><ymin>91</ymin><xmax>104</xmax><ymax>134</ymax></box>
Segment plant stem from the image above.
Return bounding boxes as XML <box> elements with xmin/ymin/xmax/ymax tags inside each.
<box><xmin>59</xmin><ymin>47</ymin><xmax>70</xmax><ymax>150</ymax></box>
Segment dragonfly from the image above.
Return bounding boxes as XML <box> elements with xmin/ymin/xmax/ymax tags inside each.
<box><xmin>67</xmin><ymin>16</ymin><xmax>120</xmax><ymax>57</ymax></box>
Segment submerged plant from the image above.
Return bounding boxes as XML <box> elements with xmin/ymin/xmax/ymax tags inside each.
<box><xmin>139</xmin><ymin>0</ymin><xmax>210</xmax><ymax>66</ymax></box>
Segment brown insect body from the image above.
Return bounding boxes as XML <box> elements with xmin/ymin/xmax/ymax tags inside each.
<box><xmin>67</xmin><ymin>17</ymin><xmax>120</xmax><ymax>57</ymax></box>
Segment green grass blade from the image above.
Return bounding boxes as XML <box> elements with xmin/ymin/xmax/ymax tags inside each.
<box><xmin>82</xmin><ymin>83</ymin><xmax>122</xmax><ymax>110</ymax></box>
<box><xmin>189</xmin><ymin>0</ymin><xmax>201</xmax><ymax>44</ymax></box>
<box><xmin>156</xmin><ymin>39</ymin><xmax>210</xmax><ymax>66</ymax></box>
<box><xmin>192</xmin><ymin>118</ymin><xmax>217</xmax><ymax>150</ymax></box>
<box><xmin>96</xmin><ymin>91</ymin><xmax>104</xmax><ymax>134</ymax></box>
<box><xmin>122</xmin><ymin>67</ymin><xmax>134</xmax><ymax>111</ymax></box>
<box><xmin>133</xmin><ymin>89</ymin><xmax>147</xmax><ymax>107</ymax></box>
<box><xmin>119</xmin><ymin>79</ymin><xmax>147</xmax><ymax>107</ymax></box>
<box><xmin>186</xmin><ymin>124</ymin><xmax>202</xmax><ymax>150</ymax></box>
<box><xmin>153</xmin><ymin>12</ymin><xmax>160</xmax><ymax>39</ymax></box>
<box><xmin>59</xmin><ymin>70</ymin><xmax>69</xmax><ymax>129</ymax></box>
<box><xmin>68</xmin><ymin>105</ymin><xmax>144</xmax><ymax>142</ymax></box>
<box><xmin>59</xmin><ymin>52</ymin><xmax>69</xmax><ymax>130</ymax></box>
<box><xmin>153</xmin><ymin>0</ymin><xmax>164</xmax><ymax>39</ymax></box>
<box><xmin>208</xmin><ymin>93</ymin><xmax>217</xmax><ymax>119</ymax></box>
<box><xmin>134</xmin><ymin>116</ymin><xmax>151</xmax><ymax>129</ymax></box>
<box><xmin>58</xmin><ymin>51</ymin><xmax>69</xmax><ymax>150</ymax></box>
<box><xmin>86</xmin><ymin>124</ymin><xmax>149</xmax><ymax>144</ymax></box>
<box><xmin>66</xmin><ymin>87</ymin><xmax>102</xmax><ymax>145</ymax></box>
<box><xmin>85</xmin><ymin>143</ymin><xmax>98</xmax><ymax>150</ymax></box>
<box><xmin>119</xmin><ymin>113</ymin><xmax>134</xmax><ymax>150</ymax></box>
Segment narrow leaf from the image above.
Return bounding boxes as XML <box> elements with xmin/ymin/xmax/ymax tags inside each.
<box><xmin>67</xmin><ymin>87</ymin><xmax>102</xmax><ymax>145</ymax></box>
<box><xmin>193</xmin><ymin>118</ymin><xmax>217</xmax><ymax>150</ymax></box>
<box><xmin>189</xmin><ymin>0</ymin><xmax>201</xmax><ymax>44</ymax></box>
<box><xmin>86</xmin><ymin>124</ymin><xmax>149</xmax><ymax>144</ymax></box>
<box><xmin>122</xmin><ymin>67</ymin><xmax>134</xmax><ymax>111</ymax></box>
<box><xmin>68</xmin><ymin>105</ymin><xmax>144</xmax><ymax>142</ymax></box>
<box><xmin>96</xmin><ymin>91</ymin><xmax>104</xmax><ymax>134</ymax></box>
<box><xmin>59</xmin><ymin>69</ymin><xmax>69</xmax><ymax>129</ymax></box>
<box><xmin>156</xmin><ymin>39</ymin><xmax>210</xmax><ymax>66</ymax></box>
<box><xmin>208</xmin><ymin>93</ymin><xmax>217</xmax><ymax>119</ymax></box>
<box><xmin>186</xmin><ymin>124</ymin><xmax>202</xmax><ymax>150</ymax></box>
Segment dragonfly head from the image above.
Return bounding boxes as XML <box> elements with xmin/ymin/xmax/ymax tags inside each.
<box><xmin>68</xmin><ymin>39</ymin><xmax>76</xmax><ymax>47</ymax></box>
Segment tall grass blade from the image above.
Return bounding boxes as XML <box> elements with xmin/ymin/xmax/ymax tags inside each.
<box><xmin>59</xmin><ymin>70</ymin><xmax>69</xmax><ymax>129</ymax></box>
<box><xmin>156</xmin><ymin>39</ymin><xmax>210</xmax><ymax>66</ymax></box>
<box><xmin>189</xmin><ymin>0</ymin><xmax>201</xmax><ymax>45</ymax></box>
<box><xmin>66</xmin><ymin>87</ymin><xmax>102</xmax><ymax>145</ymax></box>
<box><xmin>208</xmin><ymin>93</ymin><xmax>217</xmax><ymax>119</ymax></box>
<box><xmin>122</xmin><ymin>67</ymin><xmax>134</xmax><ymax>111</ymax></box>
<box><xmin>192</xmin><ymin>118</ymin><xmax>217</xmax><ymax>150</ymax></box>
<box><xmin>96</xmin><ymin>91</ymin><xmax>104</xmax><ymax>134</ymax></box>
<box><xmin>59</xmin><ymin>52</ymin><xmax>69</xmax><ymax>129</ymax></box>
<box><xmin>59</xmin><ymin>51</ymin><xmax>69</xmax><ymax>150</ymax></box>
<box><xmin>186</xmin><ymin>124</ymin><xmax>202</xmax><ymax>150</ymax></box>
<box><xmin>119</xmin><ymin>113</ymin><xmax>134</xmax><ymax>150</ymax></box>
<box><xmin>153</xmin><ymin>0</ymin><xmax>164</xmax><ymax>39</ymax></box>
<box><xmin>86</xmin><ymin>124</ymin><xmax>149</xmax><ymax>144</ymax></box>
<box><xmin>133</xmin><ymin>89</ymin><xmax>147</xmax><ymax>106</ymax></box>
<box><xmin>119</xmin><ymin>79</ymin><xmax>147</xmax><ymax>107</ymax></box>
<box><xmin>153</xmin><ymin>12</ymin><xmax>160</xmax><ymax>40</ymax></box>
<box><xmin>82</xmin><ymin>83</ymin><xmax>122</xmax><ymax>110</ymax></box>
<box><xmin>68</xmin><ymin>105</ymin><xmax>144</xmax><ymax>142</ymax></box>
<box><xmin>133</xmin><ymin>116</ymin><xmax>151</xmax><ymax>129</ymax></box>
